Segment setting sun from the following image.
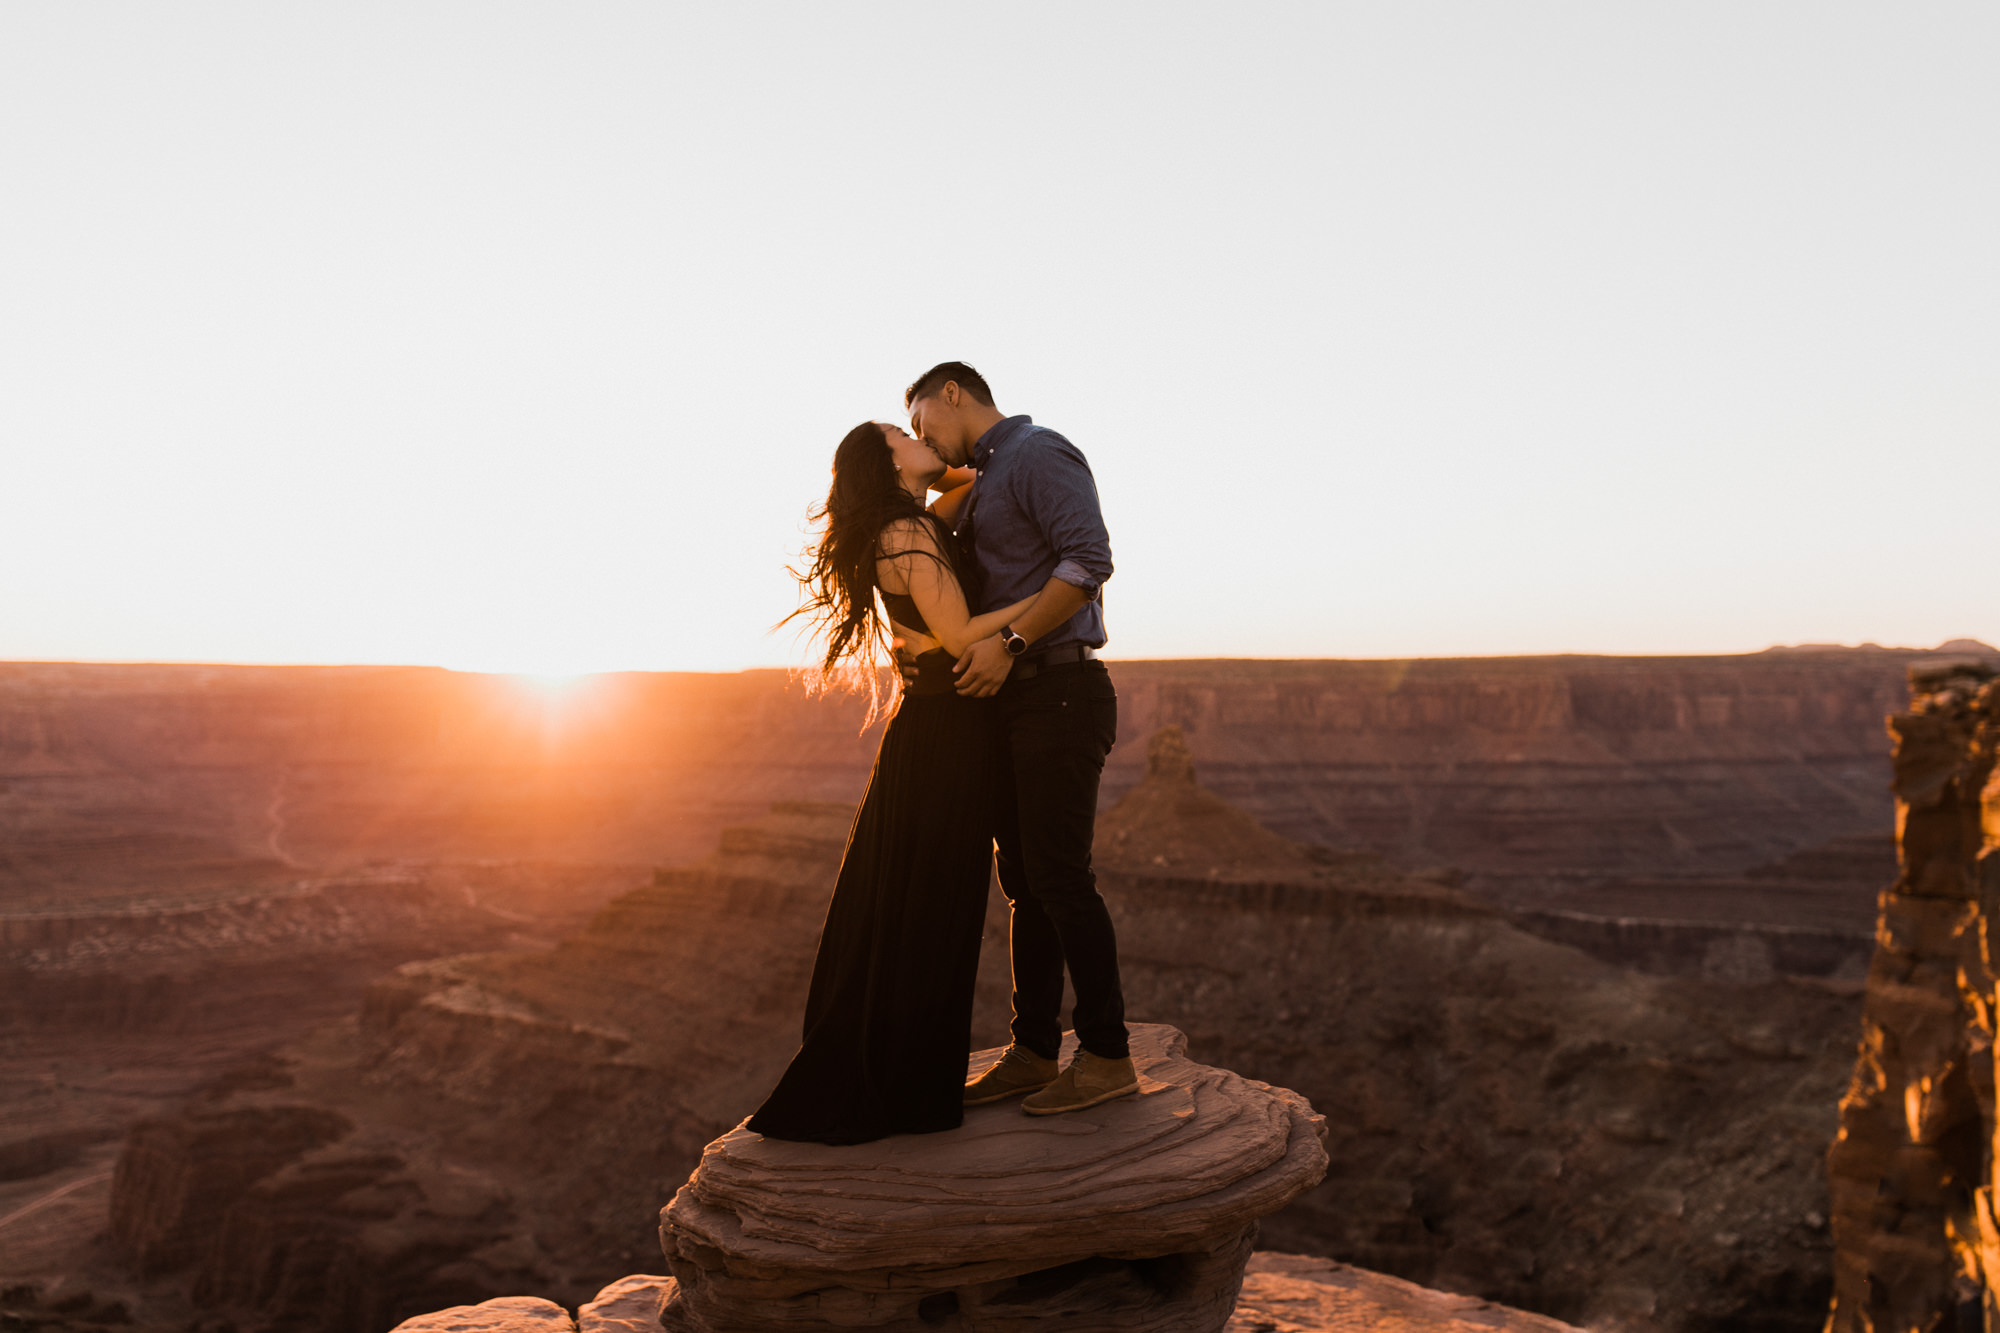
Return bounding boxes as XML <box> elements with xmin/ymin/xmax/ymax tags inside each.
<box><xmin>510</xmin><ymin>672</ymin><xmax>598</xmax><ymax>701</ymax></box>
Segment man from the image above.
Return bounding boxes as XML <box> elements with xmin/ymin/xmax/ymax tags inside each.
<box><xmin>903</xmin><ymin>361</ymin><xmax>1136</xmax><ymax>1115</ymax></box>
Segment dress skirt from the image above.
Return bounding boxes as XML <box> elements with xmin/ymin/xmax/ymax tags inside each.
<box><xmin>747</xmin><ymin>674</ymin><xmax>999</xmax><ymax>1145</ymax></box>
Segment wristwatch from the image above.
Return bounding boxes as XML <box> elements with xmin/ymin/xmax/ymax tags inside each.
<box><xmin>1000</xmin><ymin>626</ymin><xmax>1029</xmax><ymax>657</ymax></box>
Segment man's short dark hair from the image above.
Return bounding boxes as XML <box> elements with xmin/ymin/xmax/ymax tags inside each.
<box><xmin>904</xmin><ymin>361</ymin><xmax>994</xmax><ymax>409</ymax></box>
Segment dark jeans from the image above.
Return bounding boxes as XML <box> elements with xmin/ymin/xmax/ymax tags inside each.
<box><xmin>993</xmin><ymin>658</ymin><xmax>1128</xmax><ymax>1061</ymax></box>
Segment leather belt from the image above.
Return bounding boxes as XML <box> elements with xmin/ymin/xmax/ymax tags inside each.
<box><xmin>1011</xmin><ymin>643</ymin><xmax>1098</xmax><ymax>680</ymax></box>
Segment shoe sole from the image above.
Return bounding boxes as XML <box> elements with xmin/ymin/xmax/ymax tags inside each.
<box><xmin>964</xmin><ymin>1079</ymin><xmax>1056</xmax><ymax>1107</ymax></box>
<box><xmin>1021</xmin><ymin>1080</ymin><xmax>1140</xmax><ymax>1116</ymax></box>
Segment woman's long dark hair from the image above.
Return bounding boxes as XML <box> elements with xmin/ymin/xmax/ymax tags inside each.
<box><xmin>784</xmin><ymin>421</ymin><xmax>965</xmax><ymax>711</ymax></box>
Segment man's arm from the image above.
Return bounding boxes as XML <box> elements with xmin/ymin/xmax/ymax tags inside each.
<box><xmin>1017</xmin><ymin>438</ymin><xmax>1113</xmax><ymax>598</ymax></box>
<box><xmin>952</xmin><ymin>576</ymin><xmax>1092</xmax><ymax>697</ymax></box>
<box><xmin>1009</xmin><ymin>577</ymin><xmax>1091</xmax><ymax>646</ymax></box>
<box><xmin>954</xmin><ymin>436</ymin><xmax>1113</xmax><ymax>697</ymax></box>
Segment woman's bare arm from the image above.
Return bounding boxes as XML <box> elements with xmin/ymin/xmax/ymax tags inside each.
<box><xmin>877</xmin><ymin>519</ymin><xmax>1036</xmax><ymax>659</ymax></box>
<box><xmin>929</xmin><ymin>467</ymin><xmax>976</xmax><ymax>524</ymax></box>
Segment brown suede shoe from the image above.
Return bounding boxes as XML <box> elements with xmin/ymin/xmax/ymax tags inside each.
<box><xmin>1021</xmin><ymin>1049</ymin><xmax>1140</xmax><ymax>1116</ymax></box>
<box><xmin>964</xmin><ymin>1044</ymin><xmax>1060</xmax><ymax>1106</ymax></box>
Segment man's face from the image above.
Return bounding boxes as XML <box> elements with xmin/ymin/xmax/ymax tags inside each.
<box><xmin>909</xmin><ymin>388</ymin><xmax>972</xmax><ymax>467</ymax></box>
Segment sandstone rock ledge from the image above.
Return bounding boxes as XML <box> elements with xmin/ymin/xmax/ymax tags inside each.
<box><xmin>656</xmin><ymin>1023</ymin><xmax>1327</xmax><ymax>1332</ymax></box>
<box><xmin>391</xmin><ymin>1277</ymin><xmax>676</xmax><ymax>1333</ymax></box>
<box><xmin>387</xmin><ymin>1028</ymin><xmax>1582</xmax><ymax>1333</ymax></box>
<box><xmin>1226</xmin><ymin>1253</ymin><xmax>1582</xmax><ymax>1332</ymax></box>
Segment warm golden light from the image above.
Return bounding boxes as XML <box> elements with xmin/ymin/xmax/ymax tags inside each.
<box><xmin>511</xmin><ymin>672</ymin><xmax>596</xmax><ymax>701</ymax></box>
<box><xmin>498</xmin><ymin>671</ymin><xmax>619</xmax><ymax>750</ymax></box>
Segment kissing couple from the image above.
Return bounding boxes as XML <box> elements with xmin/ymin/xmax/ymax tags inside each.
<box><xmin>748</xmin><ymin>361</ymin><xmax>1133</xmax><ymax>1146</ymax></box>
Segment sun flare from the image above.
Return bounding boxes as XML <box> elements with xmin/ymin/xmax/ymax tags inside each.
<box><xmin>509</xmin><ymin>672</ymin><xmax>597</xmax><ymax>701</ymax></box>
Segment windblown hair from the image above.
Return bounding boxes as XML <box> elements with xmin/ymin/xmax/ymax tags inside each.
<box><xmin>904</xmin><ymin>360</ymin><xmax>994</xmax><ymax>409</ymax></box>
<box><xmin>784</xmin><ymin>421</ymin><xmax>964</xmax><ymax>716</ymax></box>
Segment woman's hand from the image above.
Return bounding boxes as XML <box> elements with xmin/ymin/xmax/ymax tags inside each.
<box><xmin>889</xmin><ymin>620</ymin><xmax>942</xmax><ymax>658</ymax></box>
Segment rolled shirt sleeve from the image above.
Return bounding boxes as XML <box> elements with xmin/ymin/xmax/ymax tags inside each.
<box><xmin>1050</xmin><ymin>558</ymin><xmax>1100</xmax><ymax>596</ymax></box>
<box><xmin>961</xmin><ymin>415</ymin><xmax>1112</xmax><ymax>651</ymax></box>
<box><xmin>1018</xmin><ymin>439</ymin><xmax>1114</xmax><ymax>600</ymax></box>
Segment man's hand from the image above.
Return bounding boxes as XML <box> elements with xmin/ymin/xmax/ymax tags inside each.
<box><xmin>953</xmin><ymin>635</ymin><xmax>1014</xmax><ymax>698</ymax></box>
<box><xmin>891</xmin><ymin>634</ymin><xmax>922</xmax><ymax>687</ymax></box>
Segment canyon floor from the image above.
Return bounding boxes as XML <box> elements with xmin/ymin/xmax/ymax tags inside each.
<box><xmin>0</xmin><ymin>862</ymin><xmax>638</xmax><ymax>1333</ymax></box>
<box><xmin>29</xmin><ymin>771</ymin><xmax>1857</xmax><ymax>1332</ymax></box>
<box><xmin>4</xmin><ymin>647</ymin><xmax>1993</xmax><ymax>1332</ymax></box>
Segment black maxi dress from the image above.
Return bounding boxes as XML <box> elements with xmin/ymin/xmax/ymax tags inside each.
<box><xmin>746</xmin><ymin>593</ymin><xmax>999</xmax><ymax>1145</ymax></box>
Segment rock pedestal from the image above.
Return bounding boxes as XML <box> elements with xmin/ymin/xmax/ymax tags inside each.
<box><xmin>657</xmin><ymin>1023</ymin><xmax>1328</xmax><ymax>1332</ymax></box>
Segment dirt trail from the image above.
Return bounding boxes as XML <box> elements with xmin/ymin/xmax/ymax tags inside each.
<box><xmin>0</xmin><ymin>1170</ymin><xmax>113</xmax><ymax>1233</ymax></box>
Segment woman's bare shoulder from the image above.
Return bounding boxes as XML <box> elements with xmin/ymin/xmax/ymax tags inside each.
<box><xmin>875</xmin><ymin>516</ymin><xmax>943</xmax><ymax>556</ymax></box>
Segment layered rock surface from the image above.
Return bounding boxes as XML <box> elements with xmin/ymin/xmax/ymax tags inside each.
<box><xmin>1825</xmin><ymin>659</ymin><xmax>2000</xmax><ymax>1330</ymax></box>
<box><xmin>1226</xmin><ymin>1252</ymin><xmax>1583</xmax><ymax>1331</ymax></box>
<box><xmin>92</xmin><ymin>802</ymin><xmax>871</xmax><ymax>1331</ymax></box>
<box><xmin>1102</xmin><ymin>650</ymin><xmax>1958</xmax><ymax>878</ymax></box>
<box><xmin>3</xmin><ymin>649</ymin><xmax>1966</xmax><ymax>884</ymax></box>
<box><xmin>385</xmin><ymin>1043</ymin><xmax>1578</xmax><ymax>1333</ymax></box>
<box><xmin>0</xmin><ymin>859</ymin><xmax>634</xmax><ymax>1331</ymax></box>
<box><xmin>658</xmin><ymin>1025</ymin><xmax>1325</xmax><ymax>1331</ymax></box>
<box><xmin>95</xmin><ymin>756</ymin><xmax>1870</xmax><ymax>1332</ymax></box>
<box><xmin>387</xmin><ymin>1258</ymin><xmax>1586</xmax><ymax>1333</ymax></box>
<box><xmin>1085</xmin><ymin>752</ymin><xmax>1858</xmax><ymax>1329</ymax></box>
<box><xmin>11</xmin><ymin>649</ymin><xmax>1969</xmax><ymax>1329</ymax></box>
<box><xmin>1503</xmin><ymin>831</ymin><xmax>1892</xmax><ymax>983</ymax></box>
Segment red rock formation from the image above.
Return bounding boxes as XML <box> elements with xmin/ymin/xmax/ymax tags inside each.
<box><xmin>1826</xmin><ymin>660</ymin><xmax>2000</xmax><ymax>1330</ymax></box>
<box><xmin>386</xmin><ymin>1261</ymin><xmax>1588</xmax><ymax>1333</ymax></box>
<box><xmin>1226</xmin><ymin>1252</ymin><xmax>1583</xmax><ymax>1331</ymax></box>
<box><xmin>96</xmin><ymin>766</ymin><xmax>1871</xmax><ymax>1331</ymax></box>
<box><xmin>658</xmin><ymin>1025</ymin><xmax>1326</xmax><ymax>1332</ymax></box>
<box><xmin>1094</xmin><ymin>725</ymin><xmax>1330</xmax><ymax>876</ymax></box>
<box><xmin>1085</xmin><ymin>755</ymin><xmax>1856</xmax><ymax>1328</ymax></box>
<box><xmin>1104</xmin><ymin>652</ymin><xmax>1938</xmax><ymax>876</ymax></box>
<box><xmin>0</xmin><ymin>662</ymin><xmax>884</xmax><ymax>877</ymax></box>
<box><xmin>1</xmin><ymin>649</ymin><xmax>1959</xmax><ymax>888</ymax></box>
<box><xmin>14</xmin><ymin>650</ymin><xmax>1966</xmax><ymax>1331</ymax></box>
<box><xmin>113</xmin><ymin>1104</ymin><xmax>353</xmax><ymax>1276</ymax></box>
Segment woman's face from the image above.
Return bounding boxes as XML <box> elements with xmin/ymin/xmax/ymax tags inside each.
<box><xmin>881</xmin><ymin>422</ymin><xmax>946</xmax><ymax>490</ymax></box>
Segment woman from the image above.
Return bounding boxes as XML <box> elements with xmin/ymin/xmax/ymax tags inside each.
<box><xmin>746</xmin><ymin>420</ymin><xmax>1041</xmax><ymax>1145</ymax></box>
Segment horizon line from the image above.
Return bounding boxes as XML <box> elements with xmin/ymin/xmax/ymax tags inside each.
<box><xmin>3</xmin><ymin>640</ymin><xmax>1995</xmax><ymax>677</ymax></box>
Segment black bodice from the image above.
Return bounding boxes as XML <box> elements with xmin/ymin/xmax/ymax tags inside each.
<box><xmin>880</xmin><ymin>590</ymin><xmax>928</xmax><ymax>634</ymax></box>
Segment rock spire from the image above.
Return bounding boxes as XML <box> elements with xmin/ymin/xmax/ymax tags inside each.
<box><xmin>1826</xmin><ymin>659</ymin><xmax>2000</xmax><ymax>1328</ymax></box>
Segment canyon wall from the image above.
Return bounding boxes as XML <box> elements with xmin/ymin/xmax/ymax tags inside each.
<box><xmin>0</xmin><ymin>649</ymin><xmax>1950</xmax><ymax>895</ymax></box>
<box><xmin>0</xmin><ymin>662</ymin><xmax>883</xmax><ymax>884</ymax></box>
<box><xmin>1106</xmin><ymin>652</ymin><xmax>1924</xmax><ymax>878</ymax></box>
<box><xmin>0</xmin><ymin>862</ymin><xmax>640</xmax><ymax>1035</ymax></box>
<box><xmin>1825</xmin><ymin>660</ymin><xmax>2000</xmax><ymax>1330</ymax></box>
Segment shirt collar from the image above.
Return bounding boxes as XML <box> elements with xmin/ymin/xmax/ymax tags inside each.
<box><xmin>971</xmin><ymin>415</ymin><xmax>1032</xmax><ymax>472</ymax></box>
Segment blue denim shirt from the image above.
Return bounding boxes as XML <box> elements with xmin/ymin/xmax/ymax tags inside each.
<box><xmin>955</xmin><ymin>415</ymin><xmax>1112</xmax><ymax>653</ymax></box>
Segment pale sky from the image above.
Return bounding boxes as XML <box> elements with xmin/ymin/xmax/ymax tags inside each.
<box><xmin>2</xmin><ymin>4</ymin><xmax>1993</xmax><ymax>674</ymax></box>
